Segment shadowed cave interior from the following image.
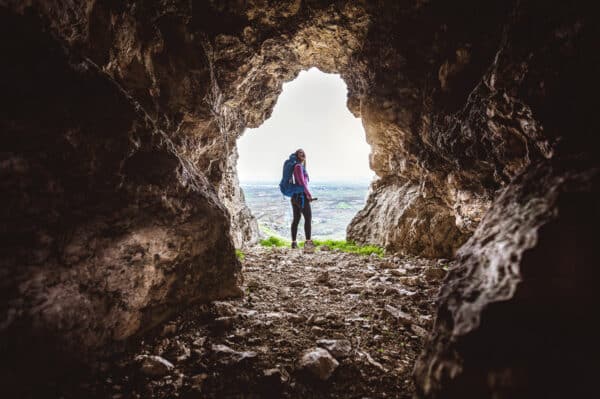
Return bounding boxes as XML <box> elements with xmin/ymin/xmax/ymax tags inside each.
<box><xmin>1</xmin><ymin>1</ymin><xmax>598</xmax><ymax>398</ymax></box>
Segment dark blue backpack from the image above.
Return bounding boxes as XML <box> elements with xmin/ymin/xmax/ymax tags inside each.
<box><xmin>279</xmin><ymin>153</ymin><xmax>305</xmax><ymax>197</ymax></box>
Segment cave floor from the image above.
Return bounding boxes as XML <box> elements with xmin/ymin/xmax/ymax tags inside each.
<box><xmin>87</xmin><ymin>247</ymin><xmax>447</xmax><ymax>398</ymax></box>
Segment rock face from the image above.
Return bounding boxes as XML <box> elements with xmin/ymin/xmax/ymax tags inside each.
<box><xmin>414</xmin><ymin>157</ymin><xmax>598</xmax><ymax>398</ymax></box>
<box><xmin>1</xmin><ymin>2</ymin><xmax>242</xmax><ymax>379</ymax></box>
<box><xmin>1</xmin><ymin>1</ymin><xmax>598</xmax><ymax>397</ymax></box>
<box><xmin>348</xmin><ymin>178</ymin><xmax>468</xmax><ymax>258</ymax></box>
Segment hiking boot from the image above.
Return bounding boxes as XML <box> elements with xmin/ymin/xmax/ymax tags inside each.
<box><xmin>303</xmin><ymin>240</ymin><xmax>315</xmax><ymax>253</ymax></box>
<box><xmin>291</xmin><ymin>241</ymin><xmax>298</xmax><ymax>249</ymax></box>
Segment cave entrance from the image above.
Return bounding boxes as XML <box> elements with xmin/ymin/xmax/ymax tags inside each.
<box><xmin>237</xmin><ymin>67</ymin><xmax>374</xmax><ymax>242</ymax></box>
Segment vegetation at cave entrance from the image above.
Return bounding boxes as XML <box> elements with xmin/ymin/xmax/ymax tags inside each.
<box><xmin>259</xmin><ymin>236</ymin><xmax>384</xmax><ymax>257</ymax></box>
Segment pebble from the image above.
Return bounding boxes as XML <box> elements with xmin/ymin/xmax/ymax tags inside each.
<box><xmin>138</xmin><ymin>355</ymin><xmax>174</xmax><ymax>377</ymax></box>
<box><xmin>390</xmin><ymin>268</ymin><xmax>407</xmax><ymax>276</ymax></box>
<box><xmin>410</xmin><ymin>324</ymin><xmax>429</xmax><ymax>338</ymax></box>
<box><xmin>346</xmin><ymin>286</ymin><xmax>362</xmax><ymax>294</ymax></box>
<box><xmin>297</xmin><ymin>347</ymin><xmax>339</xmax><ymax>380</ymax></box>
<box><xmin>316</xmin><ymin>339</ymin><xmax>352</xmax><ymax>359</ymax></box>
<box><xmin>397</xmin><ymin>276</ymin><xmax>421</xmax><ymax>286</ymax></box>
<box><xmin>161</xmin><ymin>323</ymin><xmax>177</xmax><ymax>336</ymax></box>
<box><xmin>424</xmin><ymin>267</ymin><xmax>446</xmax><ymax>281</ymax></box>
<box><xmin>311</xmin><ymin>326</ymin><xmax>324</xmax><ymax>334</ymax></box>
<box><xmin>384</xmin><ymin>305</ymin><xmax>416</xmax><ymax>326</ymax></box>
<box><xmin>316</xmin><ymin>271</ymin><xmax>329</xmax><ymax>284</ymax></box>
<box><xmin>379</xmin><ymin>261</ymin><xmax>396</xmax><ymax>269</ymax></box>
<box><xmin>211</xmin><ymin>344</ymin><xmax>257</xmax><ymax>365</ymax></box>
<box><xmin>287</xmin><ymin>313</ymin><xmax>306</xmax><ymax>323</ymax></box>
<box><xmin>212</xmin><ymin>316</ymin><xmax>237</xmax><ymax>332</ymax></box>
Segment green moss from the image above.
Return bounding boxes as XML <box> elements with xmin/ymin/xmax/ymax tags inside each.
<box><xmin>235</xmin><ymin>249</ymin><xmax>245</xmax><ymax>261</ymax></box>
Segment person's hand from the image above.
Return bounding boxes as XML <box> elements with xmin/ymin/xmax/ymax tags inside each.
<box><xmin>310</xmin><ymin>197</ymin><xmax>318</xmax><ymax>201</ymax></box>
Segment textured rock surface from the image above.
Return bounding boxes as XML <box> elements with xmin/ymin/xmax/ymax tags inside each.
<box><xmin>414</xmin><ymin>157</ymin><xmax>598</xmax><ymax>398</ymax></box>
<box><xmin>298</xmin><ymin>347</ymin><xmax>339</xmax><ymax>381</ymax></box>
<box><xmin>348</xmin><ymin>178</ymin><xmax>468</xmax><ymax>258</ymax></box>
<box><xmin>1</xmin><ymin>1</ymin><xmax>598</xmax><ymax>398</ymax></box>
<box><xmin>0</xmin><ymin>2</ymin><xmax>242</xmax><ymax>380</ymax></box>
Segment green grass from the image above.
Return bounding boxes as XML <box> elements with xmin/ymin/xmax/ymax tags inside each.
<box><xmin>259</xmin><ymin>236</ymin><xmax>290</xmax><ymax>247</ymax></box>
<box><xmin>258</xmin><ymin>236</ymin><xmax>384</xmax><ymax>257</ymax></box>
<box><xmin>235</xmin><ymin>249</ymin><xmax>245</xmax><ymax>261</ymax></box>
<box><xmin>309</xmin><ymin>239</ymin><xmax>385</xmax><ymax>257</ymax></box>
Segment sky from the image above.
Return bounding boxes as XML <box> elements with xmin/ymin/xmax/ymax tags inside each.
<box><xmin>236</xmin><ymin>67</ymin><xmax>374</xmax><ymax>183</ymax></box>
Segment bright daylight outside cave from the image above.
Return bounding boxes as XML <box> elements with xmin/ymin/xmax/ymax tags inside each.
<box><xmin>237</xmin><ymin>67</ymin><xmax>374</xmax><ymax>244</ymax></box>
<box><xmin>1</xmin><ymin>1</ymin><xmax>597</xmax><ymax>399</ymax></box>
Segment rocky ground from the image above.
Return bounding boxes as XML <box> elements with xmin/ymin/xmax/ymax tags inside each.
<box><xmin>82</xmin><ymin>246</ymin><xmax>449</xmax><ymax>399</ymax></box>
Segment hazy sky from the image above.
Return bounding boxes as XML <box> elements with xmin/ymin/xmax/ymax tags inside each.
<box><xmin>237</xmin><ymin>68</ymin><xmax>374</xmax><ymax>182</ymax></box>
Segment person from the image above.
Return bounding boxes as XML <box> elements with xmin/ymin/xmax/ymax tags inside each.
<box><xmin>290</xmin><ymin>149</ymin><xmax>314</xmax><ymax>249</ymax></box>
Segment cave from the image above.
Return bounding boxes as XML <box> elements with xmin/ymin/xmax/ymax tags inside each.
<box><xmin>1</xmin><ymin>1</ymin><xmax>598</xmax><ymax>398</ymax></box>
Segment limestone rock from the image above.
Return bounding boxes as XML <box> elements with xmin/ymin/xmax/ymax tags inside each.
<box><xmin>348</xmin><ymin>181</ymin><xmax>468</xmax><ymax>258</ymax></box>
<box><xmin>316</xmin><ymin>339</ymin><xmax>352</xmax><ymax>359</ymax></box>
<box><xmin>415</xmin><ymin>158</ymin><xmax>598</xmax><ymax>398</ymax></box>
<box><xmin>297</xmin><ymin>347</ymin><xmax>339</xmax><ymax>380</ymax></box>
<box><xmin>138</xmin><ymin>355</ymin><xmax>174</xmax><ymax>377</ymax></box>
<box><xmin>384</xmin><ymin>305</ymin><xmax>416</xmax><ymax>326</ymax></box>
<box><xmin>211</xmin><ymin>344</ymin><xmax>257</xmax><ymax>365</ymax></box>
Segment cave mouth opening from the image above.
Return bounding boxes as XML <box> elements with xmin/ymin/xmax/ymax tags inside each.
<box><xmin>236</xmin><ymin>67</ymin><xmax>374</xmax><ymax>242</ymax></box>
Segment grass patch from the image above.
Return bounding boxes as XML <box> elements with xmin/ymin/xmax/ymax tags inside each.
<box><xmin>310</xmin><ymin>239</ymin><xmax>384</xmax><ymax>257</ymax></box>
<box><xmin>259</xmin><ymin>236</ymin><xmax>290</xmax><ymax>247</ymax></box>
<box><xmin>258</xmin><ymin>236</ymin><xmax>384</xmax><ymax>256</ymax></box>
<box><xmin>235</xmin><ymin>249</ymin><xmax>245</xmax><ymax>261</ymax></box>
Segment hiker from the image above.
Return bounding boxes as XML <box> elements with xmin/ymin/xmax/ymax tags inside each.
<box><xmin>288</xmin><ymin>149</ymin><xmax>314</xmax><ymax>249</ymax></box>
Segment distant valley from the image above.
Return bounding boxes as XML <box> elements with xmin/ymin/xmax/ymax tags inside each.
<box><xmin>241</xmin><ymin>182</ymin><xmax>371</xmax><ymax>241</ymax></box>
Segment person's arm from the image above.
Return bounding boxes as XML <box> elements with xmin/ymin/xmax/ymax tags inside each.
<box><xmin>293</xmin><ymin>164</ymin><xmax>312</xmax><ymax>200</ymax></box>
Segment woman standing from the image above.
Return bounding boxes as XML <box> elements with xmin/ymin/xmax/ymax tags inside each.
<box><xmin>290</xmin><ymin>149</ymin><xmax>314</xmax><ymax>249</ymax></box>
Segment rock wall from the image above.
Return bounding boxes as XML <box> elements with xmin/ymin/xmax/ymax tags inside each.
<box><xmin>347</xmin><ymin>178</ymin><xmax>468</xmax><ymax>258</ymax></box>
<box><xmin>414</xmin><ymin>156</ymin><xmax>598</xmax><ymax>398</ymax></box>
<box><xmin>3</xmin><ymin>0</ymin><xmax>530</xmax><ymax>259</ymax></box>
<box><xmin>0</xmin><ymin>4</ymin><xmax>242</xmax><ymax>377</ymax></box>
<box><xmin>410</xmin><ymin>2</ymin><xmax>599</xmax><ymax>397</ymax></box>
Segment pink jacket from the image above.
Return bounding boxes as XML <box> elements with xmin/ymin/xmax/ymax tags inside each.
<box><xmin>293</xmin><ymin>163</ymin><xmax>312</xmax><ymax>200</ymax></box>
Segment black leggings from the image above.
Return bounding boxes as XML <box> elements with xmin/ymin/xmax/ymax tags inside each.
<box><xmin>291</xmin><ymin>197</ymin><xmax>311</xmax><ymax>241</ymax></box>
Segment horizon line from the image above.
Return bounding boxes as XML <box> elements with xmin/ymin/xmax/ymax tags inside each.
<box><xmin>240</xmin><ymin>179</ymin><xmax>374</xmax><ymax>184</ymax></box>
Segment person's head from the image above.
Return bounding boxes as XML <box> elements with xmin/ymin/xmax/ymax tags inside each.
<box><xmin>295</xmin><ymin>148</ymin><xmax>306</xmax><ymax>165</ymax></box>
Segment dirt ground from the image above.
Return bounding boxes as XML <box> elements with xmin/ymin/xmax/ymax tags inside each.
<box><xmin>85</xmin><ymin>246</ymin><xmax>449</xmax><ymax>398</ymax></box>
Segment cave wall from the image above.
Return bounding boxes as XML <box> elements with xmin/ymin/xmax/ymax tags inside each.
<box><xmin>414</xmin><ymin>156</ymin><xmax>598</xmax><ymax>398</ymax></box>
<box><xmin>5</xmin><ymin>0</ymin><xmax>536</xmax><ymax>259</ymax></box>
<box><xmin>0</xmin><ymin>4</ymin><xmax>242</xmax><ymax>377</ymax></box>
<box><xmin>1</xmin><ymin>1</ymin><xmax>598</xmax><ymax>397</ymax></box>
<box><xmin>410</xmin><ymin>2</ymin><xmax>599</xmax><ymax>396</ymax></box>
